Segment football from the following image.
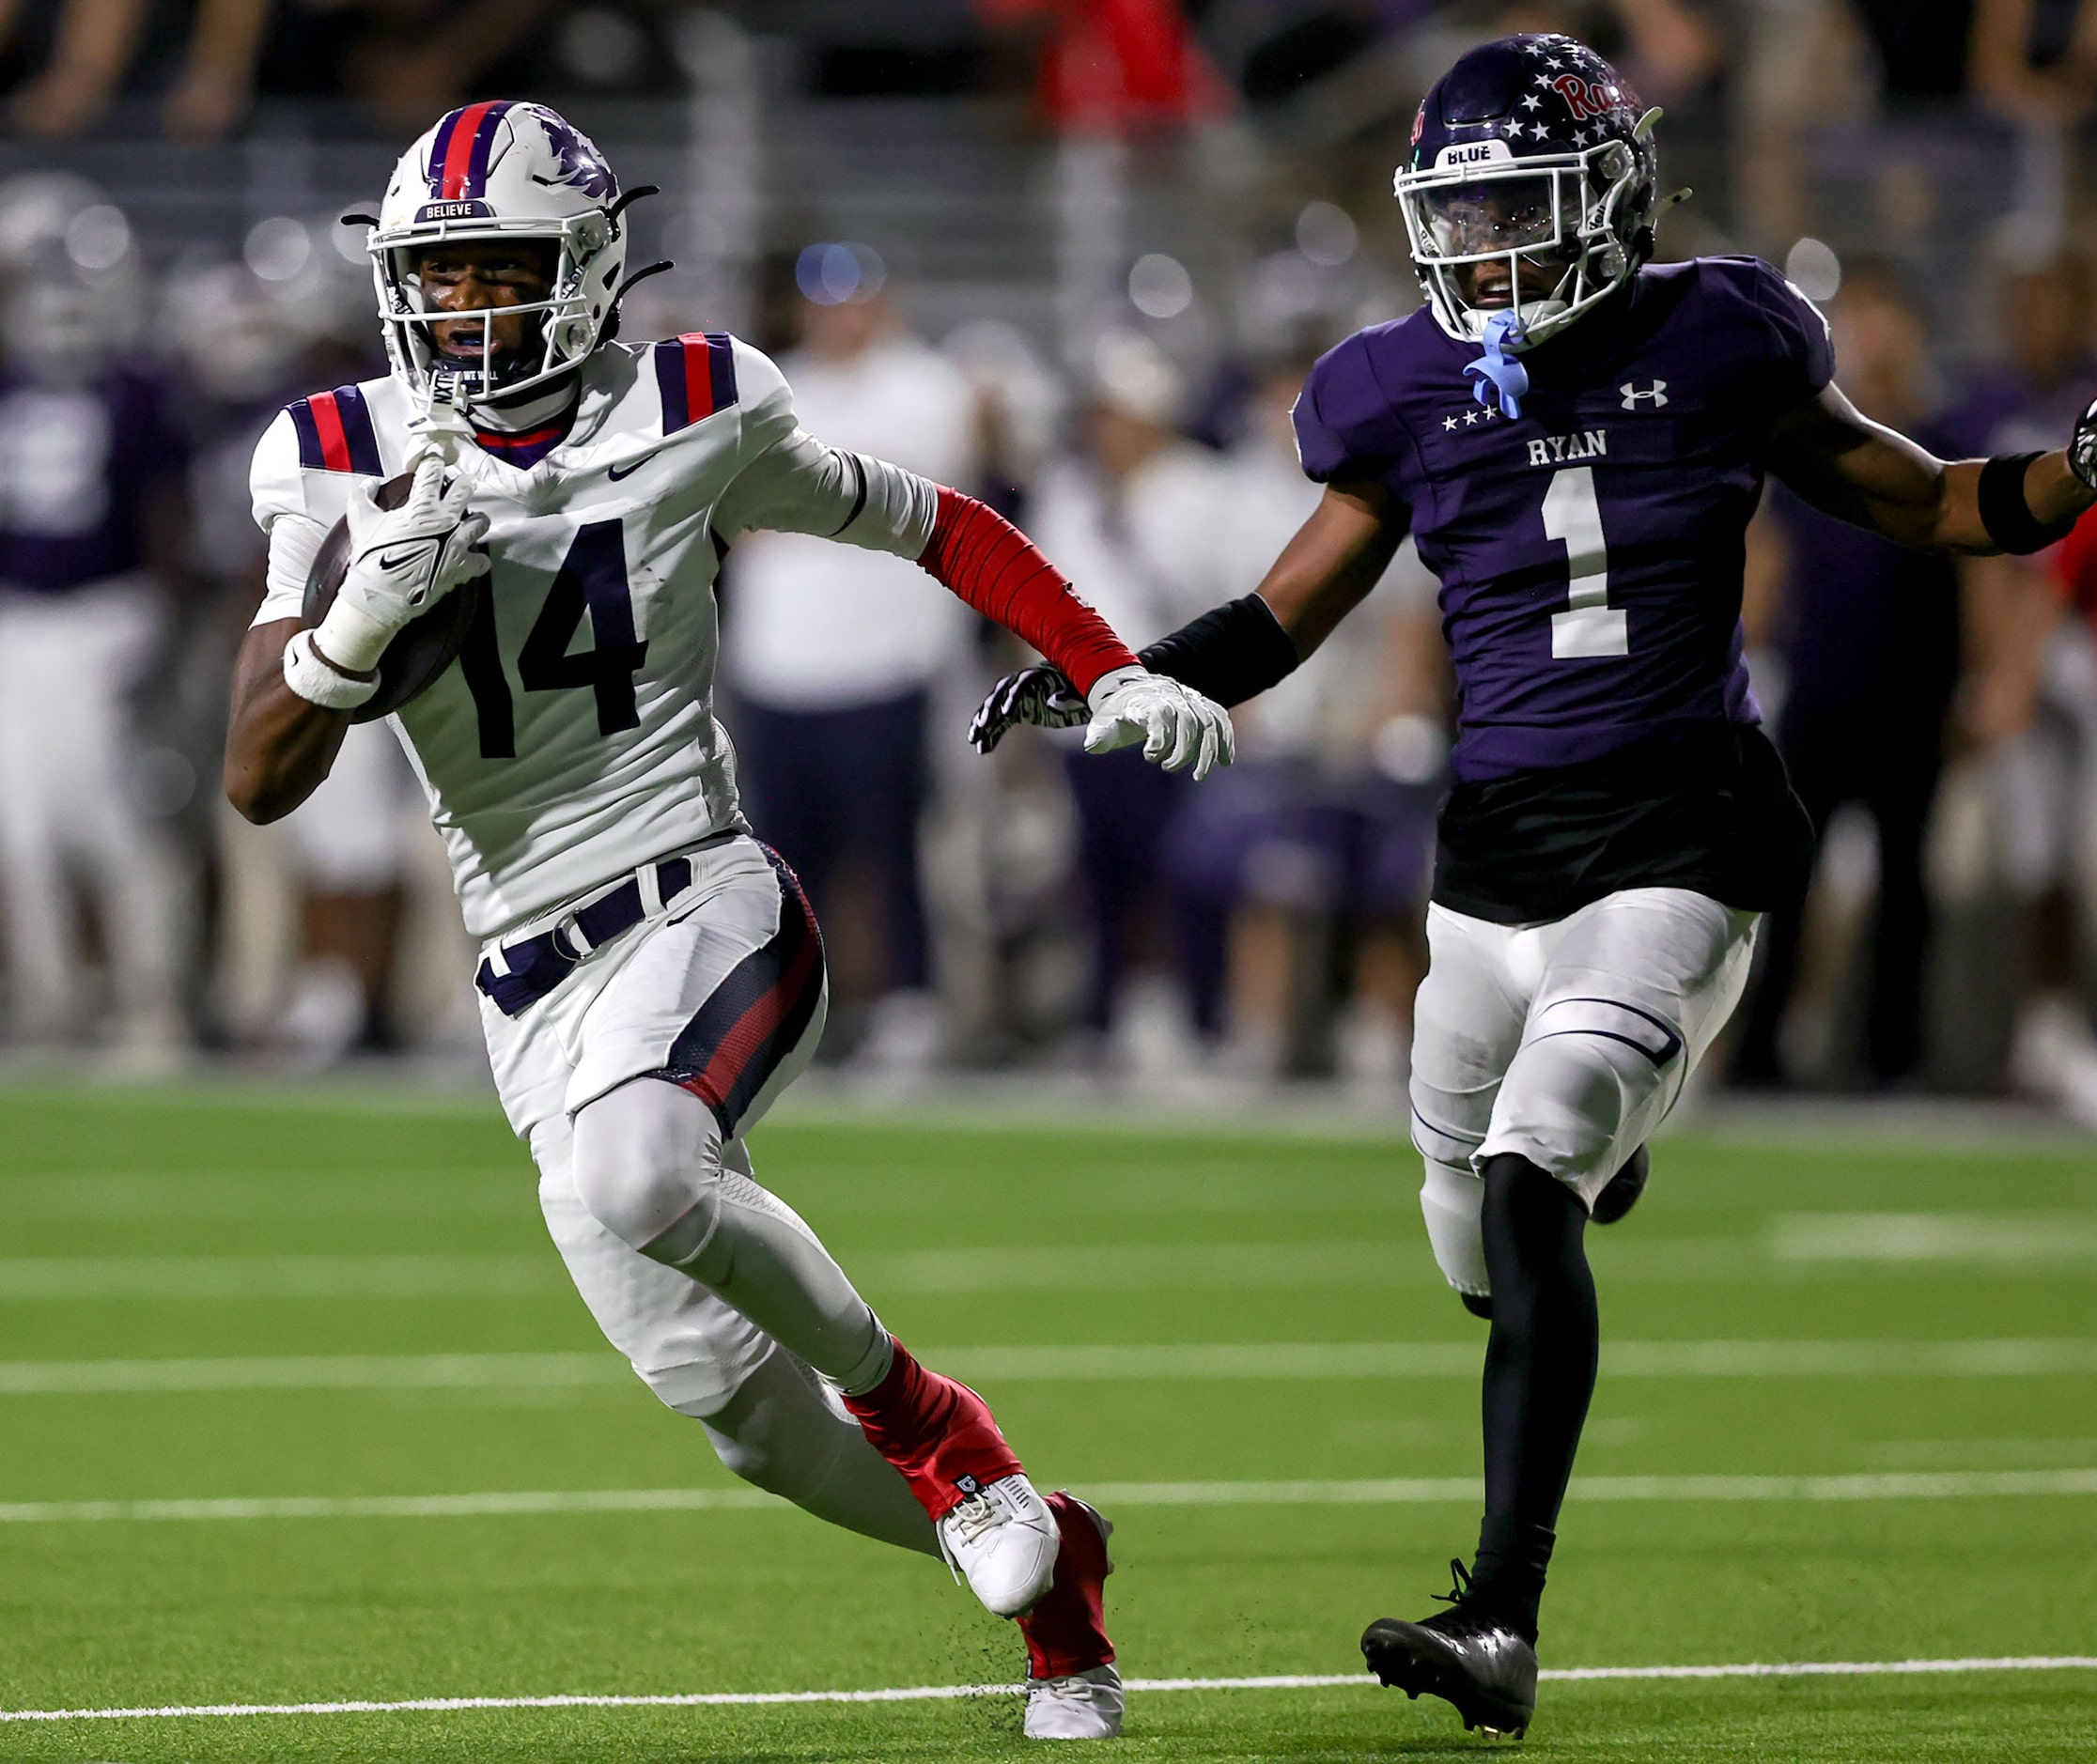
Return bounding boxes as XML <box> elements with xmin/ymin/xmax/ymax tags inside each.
<box><xmin>301</xmin><ymin>470</ymin><xmax>484</xmax><ymax>723</ymax></box>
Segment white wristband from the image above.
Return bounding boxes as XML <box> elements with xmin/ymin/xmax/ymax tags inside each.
<box><xmin>283</xmin><ymin>627</ymin><xmax>381</xmax><ymax>710</ymax></box>
<box><xmin>313</xmin><ymin>571</ymin><xmax>399</xmax><ymax>674</ymax></box>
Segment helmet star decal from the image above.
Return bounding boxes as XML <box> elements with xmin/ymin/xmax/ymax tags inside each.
<box><xmin>1393</xmin><ymin>31</ymin><xmax>1663</xmax><ymax>352</ymax></box>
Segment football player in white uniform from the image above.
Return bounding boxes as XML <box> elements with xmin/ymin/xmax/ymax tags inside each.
<box><xmin>223</xmin><ymin>101</ymin><xmax>1233</xmax><ymax>1741</ymax></box>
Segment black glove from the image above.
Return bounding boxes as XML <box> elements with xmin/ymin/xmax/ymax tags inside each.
<box><xmin>2072</xmin><ymin>395</ymin><xmax>2097</xmax><ymax>492</ymax></box>
<box><xmin>968</xmin><ymin>662</ymin><xmax>1090</xmax><ymax>754</ymax></box>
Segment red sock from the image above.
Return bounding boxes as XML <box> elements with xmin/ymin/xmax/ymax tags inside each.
<box><xmin>841</xmin><ymin>1336</ymin><xmax>1024</xmax><ymax>1523</ymax></box>
<box><xmin>1018</xmin><ymin>1493</ymin><xmax>1115</xmax><ymax>1679</ymax></box>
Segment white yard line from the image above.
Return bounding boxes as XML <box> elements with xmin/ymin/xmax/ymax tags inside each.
<box><xmin>1079</xmin><ymin>1469</ymin><xmax>2097</xmax><ymax>1504</ymax></box>
<box><xmin>2</xmin><ymin>1467</ymin><xmax>2092</xmax><ymax>1526</ymax></box>
<box><xmin>0</xmin><ymin>1488</ymin><xmax>784</xmax><ymax>1524</ymax></box>
<box><xmin>3</xmin><ymin>1658</ymin><xmax>2093</xmax><ymax>1724</ymax></box>
<box><xmin>0</xmin><ymin>1256</ymin><xmax>557</xmax><ymax>1301</ymax></box>
<box><xmin>0</xmin><ymin>1353</ymin><xmax>626</xmax><ymax>1394</ymax></box>
<box><xmin>3</xmin><ymin>1338</ymin><xmax>2095</xmax><ymax>1394</ymax></box>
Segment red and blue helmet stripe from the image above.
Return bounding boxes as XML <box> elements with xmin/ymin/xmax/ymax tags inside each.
<box><xmin>655</xmin><ymin>333</ymin><xmax>738</xmax><ymax>433</ymax></box>
<box><xmin>426</xmin><ymin>101</ymin><xmax>517</xmax><ymax>202</ymax></box>
<box><xmin>287</xmin><ymin>386</ymin><xmax>383</xmax><ymax>474</ymax></box>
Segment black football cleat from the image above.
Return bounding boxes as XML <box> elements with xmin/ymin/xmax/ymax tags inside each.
<box><xmin>1459</xmin><ymin>1290</ymin><xmax>1494</xmax><ymax>1321</ymax></box>
<box><xmin>1361</xmin><ymin>1562</ymin><xmax>1538</xmax><ymax>1740</ymax></box>
<box><xmin>1589</xmin><ymin>1143</ymin><xmax>1649</xmax><ymax>1226</ymax></box>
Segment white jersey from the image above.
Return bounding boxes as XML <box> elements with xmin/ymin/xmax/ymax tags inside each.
<box><xmin>251</xmin><ymin>335</ymin><xmax>940</xmax><ymax>940</ymax></box>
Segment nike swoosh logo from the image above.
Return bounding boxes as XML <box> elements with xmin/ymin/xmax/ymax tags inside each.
<box><xmin>378</xmin><ymin>548</ymin><xmax>427</xmax><ymax>570</ymax></box>
<box><xmin>608</xmin><ymin>453</ymin><xmax>661</xmax><ymax>481</ymax></box>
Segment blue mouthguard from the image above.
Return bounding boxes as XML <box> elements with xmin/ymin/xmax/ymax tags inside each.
<box><xmin>1464</xmin><ymin>309</ymin><xmax>1530</xmax><ymax>418</ymax></box>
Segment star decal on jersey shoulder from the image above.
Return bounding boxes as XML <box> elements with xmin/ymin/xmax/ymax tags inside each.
<box><xmin>1444</xmin><ymin>415</ymin><xmax>1459</xmax><ymax>430</ymax></box>
<box><xmin>1463</xmin><ymin>410</ymin><xmax>1482</xmax><ymax>426</ymax></box>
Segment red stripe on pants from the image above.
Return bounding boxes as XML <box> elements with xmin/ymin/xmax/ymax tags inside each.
<box><xmin>686</xmin><ymin>935</ymin><xmax>820</xmax><ymax>1114</ymax></box>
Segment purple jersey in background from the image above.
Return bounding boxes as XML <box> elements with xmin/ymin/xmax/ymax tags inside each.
<box><xmin>0</xmin><ymin>365</ymin><xmax>186</xmax><ymax>596</ymax></box>
<box><xmin>1295</xmin><ymin>255</ymin><xmax>1834</xmax><ymax>784</ymax></box>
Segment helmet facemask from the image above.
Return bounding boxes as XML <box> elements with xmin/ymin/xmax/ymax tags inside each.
<box><xmin>372</xmin><ymin>209</ymin><xmax>616</xmax><ymax>409</ymax></box>
<box><xmin>1395</xmin><ymin>121</ymin><xmax>1656</xmax><ymax>350</ymax></box>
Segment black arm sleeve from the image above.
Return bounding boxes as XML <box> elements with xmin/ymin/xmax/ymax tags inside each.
<box><xmin>1136</xmin><ymin>594</ymin><xmax>1302</xmax><ymax>708</ymax></box>
<box><xmin>1979</xmin><ymin>452</ymin><xmax>2079</xmax><ymax>554</ymax></box>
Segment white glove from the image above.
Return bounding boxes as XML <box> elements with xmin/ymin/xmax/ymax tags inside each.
<box><xmin>314</xmin><ymin>450</ymin><xmax>490</xmax><ymax>674</ymax></box>
<box><xmin>1082</xmin><ymin>664</ymin><xmax>1235</xmax><ymax>782</ymax></box>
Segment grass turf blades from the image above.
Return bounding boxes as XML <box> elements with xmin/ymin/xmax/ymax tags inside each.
<box><xmin>0</xmin><ymin>1089</ymin><xmax>2091</xmax><ymax>1759</ymax></box>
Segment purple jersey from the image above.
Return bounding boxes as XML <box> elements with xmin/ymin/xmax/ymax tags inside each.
<box><xmin>0</xmin><ymin>365</ymin><xmax>186</xmax><ymax>596</ymax></box>
<box><xmin>1295</xmin><ymin>255</ymin><xmax>1834</xmax><ymax>784</ymax></box>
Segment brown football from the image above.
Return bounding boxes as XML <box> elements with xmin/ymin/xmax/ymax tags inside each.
<box><xmin>301</xmin><ymin>470</ymin><xmax>485</xmax><ymax>723</ymax></box>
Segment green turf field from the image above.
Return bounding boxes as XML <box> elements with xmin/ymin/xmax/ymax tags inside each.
<box><xmin>0</xmin><ymin>1087</ymin><xmax>2092</xmax><ymax>1761</ymax></box>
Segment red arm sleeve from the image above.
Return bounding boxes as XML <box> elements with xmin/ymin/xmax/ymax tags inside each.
<box><xmin>917</xmin><ymin>486</ymin><xmax>1138</xmax><ymax>695</ymax></box>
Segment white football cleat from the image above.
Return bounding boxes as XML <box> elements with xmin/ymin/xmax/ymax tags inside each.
<box><xmin>1024</xmin><ymin>1663</ymin><xmax>1125</xmax><ymax>1741</ymax></box>
<box><xmin>936</xmin><ymin>1473</ymin><xmax>1060</xmax><ymax>1618</ymax></box>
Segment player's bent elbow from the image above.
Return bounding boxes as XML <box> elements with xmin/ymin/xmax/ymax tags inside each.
<box><xmin>222</xmin><ymin>752</ymin><xmax>311</xmax><ymax>825</ymax></box>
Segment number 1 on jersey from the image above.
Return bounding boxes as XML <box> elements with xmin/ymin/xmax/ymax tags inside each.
<box><xmin>1542</xmin><ymin>466</ymin><xmax>1627</xmax><ymax>659</ymax></box>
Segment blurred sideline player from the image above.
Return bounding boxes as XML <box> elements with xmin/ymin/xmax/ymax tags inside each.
<box><xmin>0</xmin><ymin>190</ymin><xmax>192</xmax><ymax>1060</ymax></box>
<box><xmin>1023</xmin><ymin>331</ymin><xmax>1227</xmax><ymax>1057</ymax></box>
<box><xmin>971</xmin><ymin>33</ymin><xmax>2097</xmax><ymax>1737</ymax></box>
<box><xmin>1161</xmin><ymin>352</ymin><xmax>1446</xmax><ymax>1079</ymax></box>
<box><xmin>171</xmin><ymin>256</ymin><xmax>417</xmax><ymax>1060</ymax></box>
<box><xmin>2010</xmin><ymin>499</ymin><xmax>2097</xmax><ymax>1119</ymax></box>
<box><xmin>721</xmin><ymin>268</ymin><xmax>978</xmax><ymax>1075</ymax></box>
<box><xmin>1938</xmin><ymin>252</ymin><xmax>2097</xmax><ymax>1118</ymax></box>
<box><xmin>1730</xmin><ymin>260</ymin><xmax>1960</xmax><ymax>1089</ymax></box>
<box><xmin>222</xmin><ymin>102</ymin><xmax>1231</xmax><ymax>1738</ymax></box>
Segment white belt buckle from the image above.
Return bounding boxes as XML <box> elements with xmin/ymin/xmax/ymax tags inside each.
<box><xmin>554</xmin><ymin>910</ymin><xmax>595</xmax><ymax>959</ymax></box>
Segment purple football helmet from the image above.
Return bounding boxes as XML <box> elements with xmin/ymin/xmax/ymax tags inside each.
<box><xmin>1394</xmin><ymin>33</ymin><xmax>1660</xmax><ymax>349</ymax></box>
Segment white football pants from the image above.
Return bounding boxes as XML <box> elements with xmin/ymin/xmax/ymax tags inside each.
<box><xmin>1408</xmin><ymin>887</ymin><xmax>1758</xmax><ymax>1296</ymax></box>
<box><xmin>0</xmin><ymin>580</ymin><xmax>185</xmax><ymax>1040</ymax></box>
<box><xmin>484</xmin><ymin>839</ymin><xmax>934</xmax><ymax>1556</ymax></box>
<box><xmin>537</xmin><ymin>1094</ymin><xmax>933</xmax><ymax>1555</ymax></box>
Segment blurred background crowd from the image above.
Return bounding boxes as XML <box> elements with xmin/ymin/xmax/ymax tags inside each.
<box><xmin>6</xmin><ymin>0</ymin><xmax>2097</xmax><ymax>1121</ymax></box>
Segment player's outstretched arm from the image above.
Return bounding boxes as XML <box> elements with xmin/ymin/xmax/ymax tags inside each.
<box><xmin>970</xmin><ymin>478</ymin><xmax>1406</xmax><ymax>754</ymax></box>
<box><xmin>1253</xmin><ymin>478</ymin><xmax>1408</xmax><ymax>651</ymax></box>
<box><xmin>1765</xmin><ymin>382</ymin><xmax>2097</xmax><ymax>555</ymax></box>
<box><xmin>719</xmin><ymin>421</ymin><xmax>1235</xmax><ymax>777</ymax></box>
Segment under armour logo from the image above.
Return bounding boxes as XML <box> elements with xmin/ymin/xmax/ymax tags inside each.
<box><xmin>1620</xmin><ymin>380</ymin><xmax>1669</xmax><ymax>410</ymax></box>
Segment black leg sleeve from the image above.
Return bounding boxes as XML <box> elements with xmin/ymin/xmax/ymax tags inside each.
<box><xmin>1470</xmin><ymin>1153</ymin><xmax>1599</xmax><ymax>1639</ymax></box>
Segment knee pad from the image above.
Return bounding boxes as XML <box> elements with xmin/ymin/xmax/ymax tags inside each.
<box><xmin>570</xmin><ymin>1079</ymin><xmax>722</xmax><ymax>1263</ymax></box>
<box><xmin>1420</xmin><ymin>1157</ymin><xmax>1489</xmax><ymax>1296</ymax></box>
<box><xmin>1489</xmin><ymin>995</ymin><xmax>1683</xmax><ymax>1192</ymax></box>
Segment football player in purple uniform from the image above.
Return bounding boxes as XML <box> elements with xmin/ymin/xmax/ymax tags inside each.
<box><xmin>971</xmin><ymin>32</ymin><xmax>2097</xmax><ymax>1739</ymax></box>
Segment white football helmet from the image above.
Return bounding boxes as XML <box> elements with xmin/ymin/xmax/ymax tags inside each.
<box><xmin>361</xmin><ymin>101</ymin><xmax>638</xmax><ymax>406</ymax></box>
